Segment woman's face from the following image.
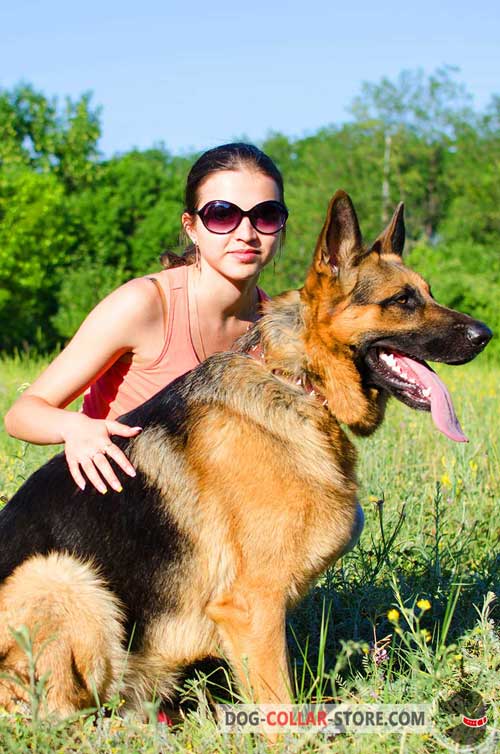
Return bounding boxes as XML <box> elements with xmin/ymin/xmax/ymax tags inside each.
<box><xmin>182</xmin><ymin>168</ymin><xmax>283</xmax><ymax>283</ymax></box>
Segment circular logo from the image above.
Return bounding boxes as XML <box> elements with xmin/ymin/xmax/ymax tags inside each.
<box><xmin>432</xmin><ymin>686</ymin><xmax>498</xmax><ymax>753</ymax></box>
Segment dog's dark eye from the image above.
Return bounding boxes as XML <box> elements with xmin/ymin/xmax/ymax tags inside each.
<box><xmin>379</xmin><ymin>290</ymin><xmax>416</xmax><ymax>309</ymax></box>
<box><xmin>395</xmin><ymin>294</ymin><xmax>409</xmax><ymax>305</ymax></box>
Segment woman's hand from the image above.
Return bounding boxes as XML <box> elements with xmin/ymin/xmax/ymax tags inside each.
<box><xmin>61</xmin><ymin>414</ymin><xmax>142</xmax><ymax>493</ymax></box>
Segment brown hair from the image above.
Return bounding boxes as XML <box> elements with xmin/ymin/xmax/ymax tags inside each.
<box><xmin>160</xmin><ymin>142</ymin><xmax>285</xmax><ymax>268</ymax></box>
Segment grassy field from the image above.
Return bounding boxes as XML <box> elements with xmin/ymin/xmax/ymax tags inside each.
<box><xmin>0</xmin><ymin>353</ymin><xmax>498</xmax><ymax>753</ymax></box>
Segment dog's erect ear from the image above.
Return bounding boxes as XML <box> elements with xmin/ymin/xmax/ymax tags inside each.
<box><xmin>371</xmin><ymin>202</ymin><xmax>405</xmax><ymax>257</ymax></box>
<box><xmin>313</xmin><ymin>190</ymin><xmax>363</xmax><ymax>276</ymax></box>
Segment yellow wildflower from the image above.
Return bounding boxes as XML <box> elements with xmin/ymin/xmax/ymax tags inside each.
<box><xmin>441</xmin><ymin>473</ymin><xmax>452</xmax><ymax>488</ymax></box>
<box><xmin>417</xmin><ymin>599</ymin><xmax>431</xmax><ymax>612</ymax></box>
<box><xmin>387</xmin><ymin>609</ymin><xmax>400</xmax><ymax>623</ymax></box>
<box><xmin>421</xmin><ymin>629</ymin><xmax>431</xmax><ymax>643</ymax></box>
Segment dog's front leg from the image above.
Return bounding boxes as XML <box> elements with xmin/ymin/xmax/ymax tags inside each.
<box><xmin>206</xmin><ymin>588</ymin><xmax>292</xmax><ymax>705</ymax></box>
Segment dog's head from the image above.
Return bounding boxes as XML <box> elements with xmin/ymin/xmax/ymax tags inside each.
<box><xmin>301</xmin><ymin>191</ymin><xmax>492</xmax><ymax>441</ymax></box>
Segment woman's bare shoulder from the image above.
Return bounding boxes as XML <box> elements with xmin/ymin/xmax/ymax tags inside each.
<box><xmin>89</xmin><ymin>275</ymin><xmax>167</xmax><ymax>332</ymax></box>
<box><xmin>101</xmin><ymin>274</ymin><xmax>162</xmax><ymax>308</ymax></box>
<box><xmin>18</xmin><ymin>276</ymin><xmax>168</xmax><ymax>407</ymax></box>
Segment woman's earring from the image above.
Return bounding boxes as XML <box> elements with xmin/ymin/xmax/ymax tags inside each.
<box><xmin>195</xmin><ymin>243</ymin><xmax>201</xmax><ymax>270</ymax></box>
<box><xmin>273</xmin><ymin>236</ymin><xmax>283</xmax><ymax>273</ymax></box>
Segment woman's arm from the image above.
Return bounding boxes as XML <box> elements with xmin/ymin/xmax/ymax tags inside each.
<box><xmin>4</xmin><ymin>279</ymin><xmax>162</xmax><ymax>493</ymax></box>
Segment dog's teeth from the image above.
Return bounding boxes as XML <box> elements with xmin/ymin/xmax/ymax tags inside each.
<box><xmin>422</xmin><ymin>387</ymin><xmax>431</xmax><ymax>398</ymax></box>
<box><xmin>380</xmin><ymin>353</ymin><xmax>420</xmax><ymax>386</ymax></box>
<box><xmin>310</xmin><ymin>390</ymin><xmax>316</xmax><ymax>397</ymax></box>
<box><xmin>380</xmin><ymin>352</ymin><xmax>396</xmax><ymax>366</ymax></box>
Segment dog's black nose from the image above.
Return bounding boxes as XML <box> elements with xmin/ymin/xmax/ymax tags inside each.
<box><xmin>466</xmin><ymin>322</ymin><xmax>493</xmax><ymax>348</ymax></box>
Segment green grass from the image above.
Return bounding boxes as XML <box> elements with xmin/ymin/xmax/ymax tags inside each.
<box><xmin>0</xmin><ymin>353</ymin><xmax>499</xmax><ymax>752</ymax></box>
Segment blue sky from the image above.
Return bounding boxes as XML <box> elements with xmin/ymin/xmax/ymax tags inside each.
<box><xmin>1</xmin><ymin>0</ymin><xmax>498</xmax><ymax>157</ymax></box>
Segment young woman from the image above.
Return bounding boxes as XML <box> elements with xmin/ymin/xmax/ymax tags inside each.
<box><xmin>5</xmin><ymin>143</ymin><xmax>288</xmax><ymax>494</ymax></box>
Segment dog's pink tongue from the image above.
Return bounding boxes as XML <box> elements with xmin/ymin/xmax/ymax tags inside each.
<box><xmin>396</xmin><ymin>355</ymin><xmax>468</xmax><ymax>442</ymax></box>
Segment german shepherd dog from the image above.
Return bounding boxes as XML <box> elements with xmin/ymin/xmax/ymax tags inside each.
<box><xmin>0</xmin><ymin>192</ymin><xmax>491</xmax><ymax>717</ymax></box>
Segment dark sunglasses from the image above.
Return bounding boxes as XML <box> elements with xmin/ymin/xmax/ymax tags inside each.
<box><xmin>195</xmin><ymin>200</ymin><xmax>288</xmax><ymax>235</ymax></box>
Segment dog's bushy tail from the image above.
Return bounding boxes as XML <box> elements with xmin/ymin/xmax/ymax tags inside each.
<box><xmin>0</xmin><ymin>552</ymin><xmax>126</xmax><ymax>716</ymax></box>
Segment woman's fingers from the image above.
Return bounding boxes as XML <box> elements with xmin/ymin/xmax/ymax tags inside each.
<box><xmin>65</xmin><ymin>419</ymin><xmax>141</xmax><ymax>493</ymax></box>
<box><xmin>104</xmin><ymin>421</ymin><xmax>140</xmax><ymax>477</ymax></box>
<box><xmin>73</xmin><ymin>443</ymin><xmax>137</xmax><ymax>494</ymax></box>
<box><xmin>67</xmin><ymin>458</ymin><xmax>87</xmax><ymax>491</ymax></box>
<box><xmin>80</xmin><ymin>456</ymin><xmax>109</xmax><ymax>495</ymax></box>
<box><xmin>105</xmin><ymin>421</ymin><xmax>142</xmax><ymax>438</ymax></box>
<box><xmin>91</xmin><ymin>451</ymin><xmax>123</xmax><ymax>493</ymax></box>
<box><xmin>101</xmin><ymin>442</ymin><xmax>136</xmax><ymax>480</ymax></box>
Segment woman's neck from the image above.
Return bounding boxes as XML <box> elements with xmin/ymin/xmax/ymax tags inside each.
<box><xmin>188</xmin><ymin>262</ymin><xmax>260</xmax><ymax>325</ymax></box>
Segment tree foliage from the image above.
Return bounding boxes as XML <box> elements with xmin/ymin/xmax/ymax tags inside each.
<box><xmin>0</xmin><ymin>170</ymin><xmax>72</xmax><ymax>347</ymax></box>
<box><xmin>0</xmin><ymin>70</ymin><xmax>498</xmax><ymax>357</ymax></box>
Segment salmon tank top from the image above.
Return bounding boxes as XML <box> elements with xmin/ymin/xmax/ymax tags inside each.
<box><xmin>81</xmin><ymin>265</ymin><xmax>269</xmax><ymax>420</ymax></box>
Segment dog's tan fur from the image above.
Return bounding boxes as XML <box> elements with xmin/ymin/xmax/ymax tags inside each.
<box><xmin>0</xmin><ymin>554</ymin><xmax>126</xmax><ymax>714</ymax></box>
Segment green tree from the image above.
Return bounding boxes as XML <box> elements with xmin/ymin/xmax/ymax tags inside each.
<box><xmin>349</xmin><ymin>66</ymin><xmax>474</xmax><ymax>239</ymax></box>
<box><xmin>0</xmin><ymin>84</ymin><xmax>101</xmax><ymax>191</ymax></box>
<box><xmin>440</xmin><ymin>95</ymin><xmax>500</xmax><ymax>246</ymax></box>
<box><xmin>0</xmin><ymin>169</ymin><xmax>73</xmax><ymax>348</ymax></box>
